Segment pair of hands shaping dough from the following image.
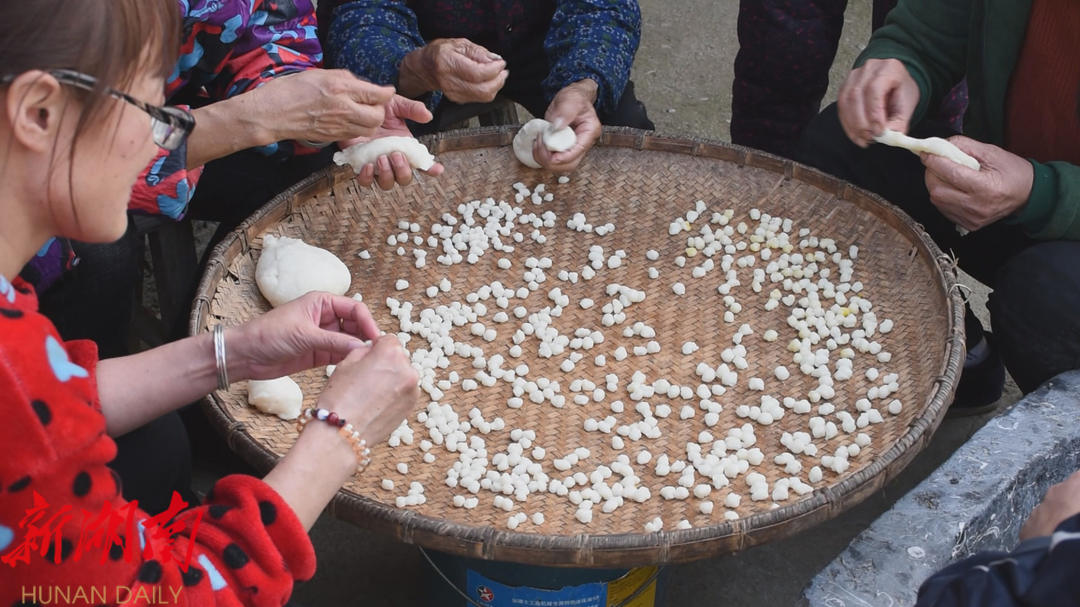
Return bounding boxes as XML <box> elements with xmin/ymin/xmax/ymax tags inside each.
<box><xmin>399</xmin><ymin>37</ymin><xmax>602</xmax><ymax>173</ymax></box>
<box><xmin>837</xmin><ymin>58</ymin><xmax>1033</xmax><ymax>231</ymax></box>
<box><xmin>230</xmin><ymin>291</ymin><xmax>418</xmax><ymax>442</ymax></box>
<box><xmin>229</xmin><ymin>69</ymin><xmax>444</xmax><ymax>190</ymax></box>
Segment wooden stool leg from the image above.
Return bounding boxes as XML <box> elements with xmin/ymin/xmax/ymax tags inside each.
<box><xmin>148</xmin><ymin>221</ymin><xmax>199</xmax><ymax>334</ymax></box>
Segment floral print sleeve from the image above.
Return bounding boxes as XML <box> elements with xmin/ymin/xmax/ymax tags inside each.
<box><xmin>324</xmin><ymin>1</ymin><xmax>442</xmax><ymax>110</ymax></box>
<box><xmin>542</xmin><ymin>0</ymin><xmax>642</xmax><ymax>114</ymax></box>
<box><xmin>130</xmin><ymin>0</ymin><xmax>325</xmax><ymax>220</ymax></box>
<box><xmin>324</xmin><ymin>0</ymin><xmax>641</xmax><ymax>114</ymax></box>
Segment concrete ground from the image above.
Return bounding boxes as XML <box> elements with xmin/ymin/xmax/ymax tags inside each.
<box><xmin>192</xmin><ymin>1</ymin><xmax>1023</xmax><ymax>604</ymax></box>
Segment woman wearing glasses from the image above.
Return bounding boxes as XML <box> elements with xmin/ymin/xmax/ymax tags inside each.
<box><xmin>0</xmin><ymin>1</ymin><xmax>418</xmax><ymax>604</ymax></box>
<box><xmin>21</xmin><ymin>0</ymin><xmax>444</xmax><ymax>522</ymax></box>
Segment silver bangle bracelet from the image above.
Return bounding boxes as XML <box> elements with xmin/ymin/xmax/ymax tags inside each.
<box><xmin>213</xmin><ymin>324</ymin><xmax>230</xmax><ymax>390</ymax></box>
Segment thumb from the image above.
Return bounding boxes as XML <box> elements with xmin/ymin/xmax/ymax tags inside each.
<box><xmin>946</xmin><ymin>135</ymin><xmax>985</xmax><ymax>157</ymax></box>
<box><xmin>313</xmin><ymin>330</ymin><xmax>373</xmax><ymax>361</ymax></box>
<box><xmin>883</xmin><ymin>114</ymin><xmax>910</xmax><ymax>136</ymax></box>
<box><xmin>390</xmin><ymin>95</ymin><xmax>434</xmax><ymax>124</ymax></box>
<box><xmin>461</xmin><ymin>41</ymin><xmax>503</xmax><ymax>64</ymax></box>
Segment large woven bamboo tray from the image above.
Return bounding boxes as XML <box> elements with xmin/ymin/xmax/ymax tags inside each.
<box><xmin>191</xmin><ymin>127</ymin><xmax>964</xmax><ymax>567</ymax></box>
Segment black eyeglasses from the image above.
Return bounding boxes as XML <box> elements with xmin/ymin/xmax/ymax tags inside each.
<box><xmin>0</xmin><ymin>69</ymin><xmax>195</xmax><ymax>151</ymax></box>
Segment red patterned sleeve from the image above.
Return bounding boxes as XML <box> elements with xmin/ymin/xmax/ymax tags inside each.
<box><xmin>0</xmin><ymin>278</ymin><xmax>315</xmax><ymax>606</ymax></box>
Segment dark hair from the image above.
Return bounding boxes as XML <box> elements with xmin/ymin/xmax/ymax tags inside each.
<box><xmin>0</xmin><ymin>0</ymin><xmax>180</xmax><ymax>124</ymax></box>
<box><xmin>0</xmin><ymin>0</ymin><xmax>180</xmax><ymax>225</ymax></box>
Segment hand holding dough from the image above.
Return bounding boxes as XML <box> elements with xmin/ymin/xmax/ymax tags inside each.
<box><xmin>248</xmin><ymin>376</ymin><xmax>303</xmax><ymax>420</ymax></box>
<box><xmin>874</xmin><ymin>129</ymin><xmax>981</xmax><ymax>171</ymax></box>
<box><xmin>256</xmin><ymin>235</ymin><xmax>352</xmax><ymax>307</ymax></box>
<box><xmin>513</xmin><ymin>118</ymin><xmax>577</xmax><ymax>168</ymax></box>
<box><xmin>334</xmin><ymin>136</ymin><xmax>436</xmax><ymax>173</ymax></box>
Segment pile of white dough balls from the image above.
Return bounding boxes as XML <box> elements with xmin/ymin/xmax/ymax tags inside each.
<box><xmin>513</xmin><ymin>119</ymin><xmax>577</xmax><ymax>168</ymax></box>
<box><xmin>255</xmin><ymin>235</ymin><xmax>352</xmax><ymax>307</ymax></box>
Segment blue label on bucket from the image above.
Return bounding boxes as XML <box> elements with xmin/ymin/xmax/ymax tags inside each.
<box><xmin>466</xmin><ymin>569</ymin><xmax>608</xmax><ymax>607</ymax></box>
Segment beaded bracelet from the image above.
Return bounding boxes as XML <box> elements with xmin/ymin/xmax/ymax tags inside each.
<box><xmin>296</xmin><ymin>407</ymin><xmax>372</xmax><ymax>472</ymax></box>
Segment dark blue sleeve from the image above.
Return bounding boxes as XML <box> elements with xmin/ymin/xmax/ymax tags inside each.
<box><xmin>542</xmin><ymin>0</ymin><xmax>641</xmax><ymax>113</ymax></box>
<box><xmin>325</xmin><ymin>0</ymin><xmax>444</xmax><ymax>110</ymax></box>
<box><xmin>916</xmin><ymin>513</ymin><xmax>1080</xmax><ymax>607</ymax></box>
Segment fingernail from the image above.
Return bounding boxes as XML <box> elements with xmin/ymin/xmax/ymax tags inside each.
<box><xmin>489</xmin><ymin>52</ymin><xmax>503</xmax><ymax>60</ymax></box>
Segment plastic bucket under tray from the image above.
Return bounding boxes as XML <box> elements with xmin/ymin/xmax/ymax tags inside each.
<box><xmin>424</xmin><ymin>549</ymin><xmax>665</xmax><ymax>607</ymax></box>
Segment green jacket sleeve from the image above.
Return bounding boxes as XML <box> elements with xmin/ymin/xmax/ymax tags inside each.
<box><xmin>854</xmin><ymin>0</ymin><xmax>972</xmax><ymax>125</ymax></box>
<box><xmin>1012</xmin><ymin>161</ymin><xmax>1080</xmax><ymax>240</ymax></box>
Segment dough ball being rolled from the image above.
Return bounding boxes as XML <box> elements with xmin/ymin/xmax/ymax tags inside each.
<box><xmin>248</xmin><ymin>376</ymin><xmax>303</xmax><ymax>420</ymax></box>
<box><xmin>256</xmin><ymin>235</ymin><xmax>352</xmax><ymax>307</ymax></box>
<box><xmin>334</xmin><ymin>136</ymin><xmax>436</xmax><ymax>173</ymax></box>
<box><xmin>542</xmin><ymin>124</ymin><xmax>577</xmax><ymax>152</ymax></box>
<box><xmin>513</xmin><ymin>118</ymin><xmax>578</xmax><ymax>168</ymax></box>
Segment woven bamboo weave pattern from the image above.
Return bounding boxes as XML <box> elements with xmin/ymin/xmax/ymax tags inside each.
<box><xmin>192</xmin><ymin>128</ymin><xmax>963</xmax><ymax>566</ymax></box>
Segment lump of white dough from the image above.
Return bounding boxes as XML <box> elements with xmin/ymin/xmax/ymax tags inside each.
<box><xmin>248</xmin><ymin>376</ymin><xmax>303</xmax><ymax>420</ymax></box>
<box><xmin>513</xmin><ymin>118</ymin><xmax>577</xmax><ymax>168</ymax></box>
<box><xmin>256</xmin><ymin>235</ymin><xmax>351</xmax><ymax>307</ymax></box>
<box><xmin>333</xmin><ymin>136</ymin><xmax>436</xmax><ymax>173</ymax></box>
<box><xmin>873</xmin><ymin>129</ymin><xmax>980</xmax><ymax>170</ymax></box>
<box><xmin>542</xmin><ymin>124</ymin><xmax>576</xmax><ymax>152</ymax></box>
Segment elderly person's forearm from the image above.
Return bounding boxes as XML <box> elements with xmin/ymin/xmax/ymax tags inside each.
<box><xmin>186</xmin><ymin>95</ymin><xmax>279</xmax><ymax>168</ymax></box>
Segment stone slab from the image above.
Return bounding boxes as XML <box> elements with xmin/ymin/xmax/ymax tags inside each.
<box><xmin>803</xmin><ymin>370</ymin><xmax>1080</xmax><ymax>607</ymax></box>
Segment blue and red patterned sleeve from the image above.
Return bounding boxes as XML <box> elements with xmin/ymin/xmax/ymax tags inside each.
<box><xmin>129</xmin><ymin>125</ymin><xmax>203</xmax><ymax>220</ymax></box>
<box><xmin>130</xmin><ymin>1</ymin><xmax>325</xmax><ymax>219</ymax></box>
<box><xmin>542</xmin><ymin>0</ymin><xmax>641</xmax><ymax>114</ymax></box>
<box><xmin>326</xmin><ymin>1</ymin><xmax>443</xmax><ymax>110</ymax></box>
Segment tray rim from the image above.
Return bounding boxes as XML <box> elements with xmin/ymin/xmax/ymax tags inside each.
<box><xmin>189</xmin><ymin>126</ymin><xmax>965</xmax><ymax>567</ymax></box>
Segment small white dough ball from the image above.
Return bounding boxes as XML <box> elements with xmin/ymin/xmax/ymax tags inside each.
<box><xmin>256</xmin><ymin>235</ymin><xmax>351</xmax><ymax>307</ymax></box>
<box><xmin>248</xmin><ymin>376</ymin><xmax>303</xmax><ymax>420</ymax></box>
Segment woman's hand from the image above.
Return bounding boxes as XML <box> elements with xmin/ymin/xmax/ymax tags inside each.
<box><xmin>318</xmin><ymin>334</ymin><xmax>420</xmax><ymax>443</ymax></box>
<box><xmin>532</xmin><ymin>79</ymin><xmax>603</xmax><ymax>173</ymax></box>
<box><xmin>228</xmin><ymin>292</ymin><xmax>381</xmax><ymax>381</ymax></box>
<box><xmin>338</xmin><ymin>95</ymin><xmax>446</xmax><ymax>190</ymax></box>
<box><xmin>262</xmin><ymin>334</ymin><xmax>419</xmax><ymax>529</ymax></box>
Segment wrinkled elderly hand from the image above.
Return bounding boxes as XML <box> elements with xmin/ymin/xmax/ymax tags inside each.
<box><xmin>228</xmin><ymin>291</ymin><xmax>380</xmax><ymax>381</ymax></box>
<box><xmin>532</xmin><ymin>79</ymin><xmax>603</xmax><ymax>173</ymax></box>
<box><xmin>922</xmin><ymin>137</ymin><xmax>1033</xmax><ymax>231</ymax></box>
<box><xmin>1021</xmin><ymin>469</ymin><xmax>1080</xmax><ymax>540</ymax></box>
<box><xmin>255</xmin><ymin>69</ymin><xmax>395</xmax><ymax>144</ymax></box>
<box><xmin>399</xmin><ymin>38</ymin><xmax>509</xmax><ymax>104</ymax></box>
<box><xmin>318</xmin><ymin>335</ymin><xmax>419</xmax><ymax>443</ymax></box>
<box><xmin>837</xmin><ymin>58</ymin><xmax>921</xmax><ymax>147</ymax></box>
<box><xmin>338</xmin><ymin>95</ymin><xmax>446</xmax><ymax>190</ymax></box>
